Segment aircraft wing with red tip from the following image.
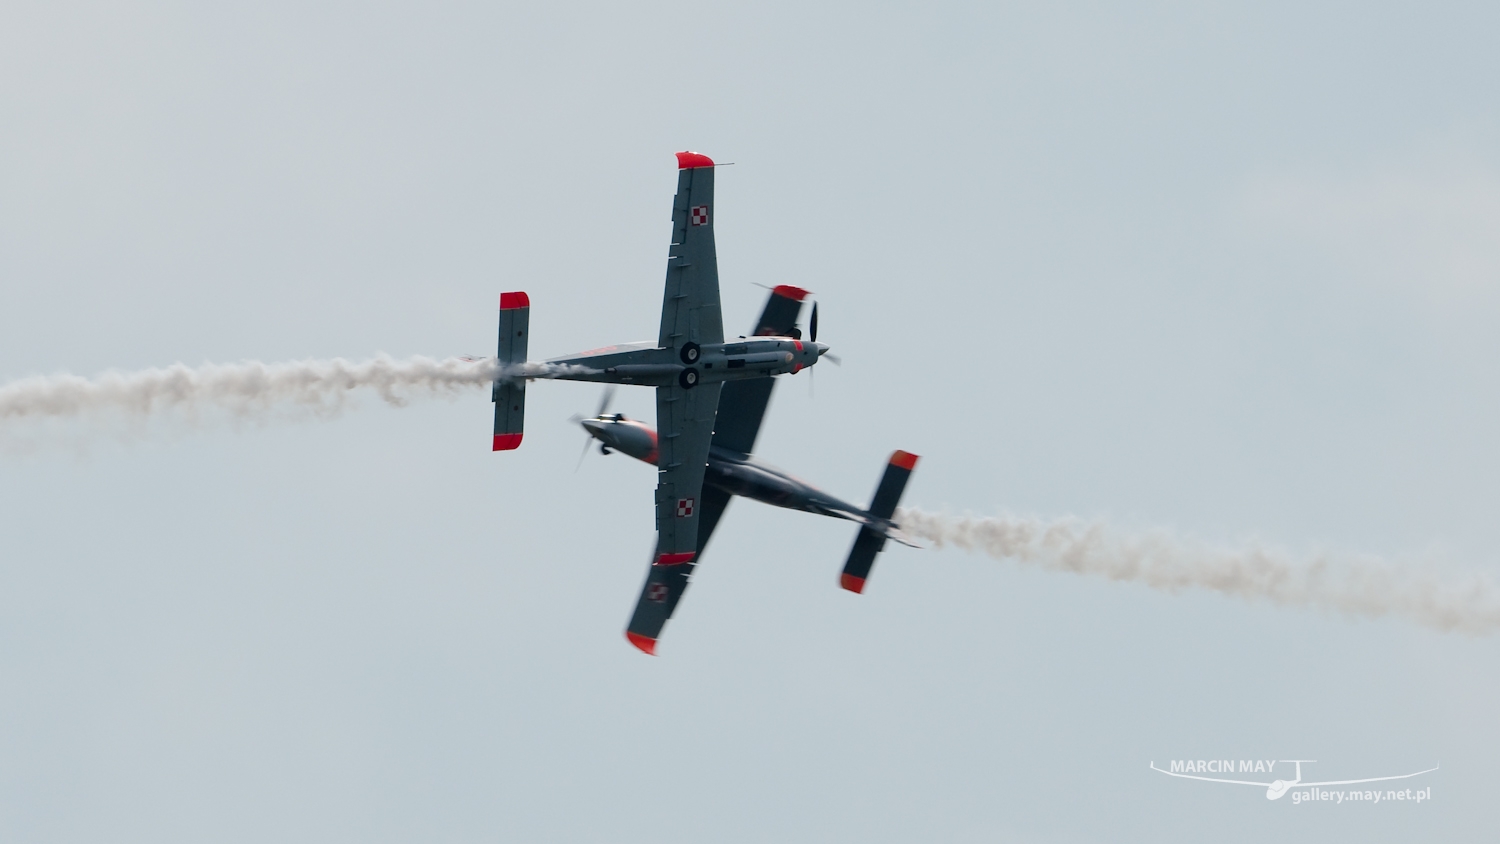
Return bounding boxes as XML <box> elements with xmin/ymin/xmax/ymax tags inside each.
<box><xmin>658</xmin><ymin>152</ymin><xmax>724</xmax><ymax>352</ymax></box>
<box><xmin>625</xmin><ymin>485</ymin><xmax>733</xmax><ymax>653</ymax></box>
<box><xmin>711</xmin><ymin>285</ymin><xmax>809</xmax><ymax>456</ymax></box>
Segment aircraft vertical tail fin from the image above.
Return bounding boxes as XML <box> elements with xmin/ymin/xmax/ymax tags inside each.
<box><xmin>492</xmin><ymin>292</ymin><xmax>529</xmax><ymax>451</ymax></box>
<box><xmin>839</xmin><ymin>450</ymin><xmax>919</xmax><ymax>593</ymax></box>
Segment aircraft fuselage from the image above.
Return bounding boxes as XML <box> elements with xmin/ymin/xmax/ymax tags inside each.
<box><xmin>546</xmin><ymin>337</ymin><xmax>827</xmax><ymax>389</ymax></box>
<box><xmin>580</xmin><ymin>414</ymin><xmax>870</xmax><ymax>525</ymax></box>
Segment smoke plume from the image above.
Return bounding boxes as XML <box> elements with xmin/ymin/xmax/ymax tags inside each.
<box><xmin>896</xmin><ymin>508</ymin><xmax>1500</xmax><ymax>634</ymax></box>
<box><xmin>0</xmin><ymin>356</ymin><xmax>589</xmax><ymax>426</ymax></box>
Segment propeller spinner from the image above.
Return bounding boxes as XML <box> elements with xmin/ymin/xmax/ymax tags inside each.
<box><xmin>572</xmin><ymin>386</ymin><xmax>617</xmax><ymax>470</ymax></box>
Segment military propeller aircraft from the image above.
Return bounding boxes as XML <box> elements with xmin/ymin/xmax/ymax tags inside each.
<box><xmin>489</xmin><ymin>152</ymin><xmax>914</xmax><ymax>654</ymax></box>
<box><xmin>574</xmin><ymin>284</ymin><xmax>921</xmax><ymax>653</ymax></box>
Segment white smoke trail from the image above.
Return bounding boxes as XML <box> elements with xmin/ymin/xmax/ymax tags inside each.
<box><xmin>896</xmin><ymin>507</ymin><xmax>1500</xmax><ymax>634</ymax></box>
<box><xmin>0</xmin><ymin>356</ymin><xmax>594</xmax><ymax>425</ymax></box>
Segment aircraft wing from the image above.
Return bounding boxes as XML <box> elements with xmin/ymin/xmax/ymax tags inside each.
<box><xmin>658</xmin><ymin>153</ymin><xmax>724</xmax><ymax>351</ymax></box>
<box><xmin>624</xmin><ymin>484</ymin><xmax>732</xmax><ymax>654</ymax></box>
<box><xmin>711</xmin><ymin>285</ymin><xmax>809</xmax><ymax>455</ymax></box>
<box><xmin>624</xmin><ymin>380</ymin><xmax>723</xmax><ymax>654</ymax></box>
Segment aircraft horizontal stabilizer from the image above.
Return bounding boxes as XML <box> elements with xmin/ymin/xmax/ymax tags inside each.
<box><xmin>840</xmin><ymin>451</ymin><xmax>920</xmax><ymax>593</ymax></box>
<box><xmin>492</xmin><ymin>292</ymin><xmax>529</xmax><ymax>451</ymax></box>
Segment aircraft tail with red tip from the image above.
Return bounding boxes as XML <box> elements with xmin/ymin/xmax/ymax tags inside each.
<box><xmin>839</xmin><ymin>451</ymin><xmax>919</xmax><ymax>593</ymax></box>
<box><xmin>492</xmin><ymin>292</ymin><xmax>529</xmax><ymax>451</ymax></box>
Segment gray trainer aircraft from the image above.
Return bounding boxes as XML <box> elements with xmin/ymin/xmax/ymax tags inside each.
<box><xmin>575</xmin><ymin>284</ymin><xmax>920</xmax><ymax>653</ymax></box>
<box><xmin>490</xmin><ymin>152</ymin><xmax>875</xmax><ymax>653</ymax></box>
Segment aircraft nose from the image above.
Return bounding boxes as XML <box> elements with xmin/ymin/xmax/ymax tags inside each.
<box><xmin>580</xmin><ymin>417</ymin><xmax>606</xmax><ymax>438</ymax></box>
<box><xmin>814</xmin><ymin>342</ymin><xmax>830</xmax><ymax>356</ymax></box>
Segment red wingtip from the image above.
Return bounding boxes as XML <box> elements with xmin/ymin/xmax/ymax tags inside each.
<box><xmin>840</xmin><ymin>573</ymin><xmax>867</xmax><ymax>594</ymax></box>
<box><xmin>492</xmin><ymin>433</ymin><xmax>523</xmax><ymax>451</ymax></box>
<box><xmin>499</xmin><ymin>291</ymin><xmax>530</xmax><ymax>310</ymax></box>
<box><xmin>771</xmin><ymin>284</ymin><xmax>811</xmax><ymax>302</ymax></box>
<box><xmin>675</xmin><ymin>151</ymin><xmax>715</xmax><ymax>169</ymax></box>
<box><xmin>626</xmin><ymin>631</ymin><xmax>658</xmax><ymax>655</ymax></box>
<box><xmin>654</xmin><ymin>552</ymin><xmax>696</xmax><ymax>566</ymax></box>
<box><xmin>889</xmin><ymin>450</ymin><xmax>920</xmax><ymax>471</ymax></box>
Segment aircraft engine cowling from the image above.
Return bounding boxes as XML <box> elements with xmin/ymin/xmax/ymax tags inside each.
<box><xmin>580</xmin><ymin>416</ymin><xmax>660</xmax><ymax>466</ymax></box>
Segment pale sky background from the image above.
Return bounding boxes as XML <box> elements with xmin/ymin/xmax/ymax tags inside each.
<box><xmin>4</xmin><ymin>2</ymin><xmax>1500</xmax><ymax>841</ymax></box>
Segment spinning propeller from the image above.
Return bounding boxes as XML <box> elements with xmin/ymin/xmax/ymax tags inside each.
<box><xmin>804</xmin><ymin>300</ymin><xmax>840</xmax><ymax>398</ymax></box>
<box><xmin>807</xmin><ymin>300</ymin><xmax>840</xmax><ymax>364</ymax></box>
<box><xmin>570</xmin><ymin>385</ymin><xmax>616</xmax><ymax>470</ymax></box>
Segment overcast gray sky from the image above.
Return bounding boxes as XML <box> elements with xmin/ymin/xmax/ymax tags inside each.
<box><xmin>4</xmin><ymin>2</ymin><xmax>1499</xmax><ymax>841</ymax></box>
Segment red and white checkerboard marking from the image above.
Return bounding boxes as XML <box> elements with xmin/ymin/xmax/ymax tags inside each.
<box><xmin>690</xmin><ymin>205</ymin><xmax>709</xmax><ymax>226</ymax></box>
<box><xmin>648</xmin><ymin>583</ymin><xmax>670</xmax><ymax>602</ymax></box>
<box><xmin>676</xmin><ymin>498</ymin><xmax>695</xmax><ymax>518</ymax></box>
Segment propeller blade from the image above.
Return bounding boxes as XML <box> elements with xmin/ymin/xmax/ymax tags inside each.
<box><xmin>595</xmin><ymin>385</ymin><xmax>616</xmax><ymax>418</ymax></box>
<box><xmin>810</xmin><ymin>301</ymin><xmax>819</xmax><ymax>343</ymax></box>
<box><xmin>822</xmin><ymin>352</ymin><xmax>842</xmax><ymax>366</ymax></box>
